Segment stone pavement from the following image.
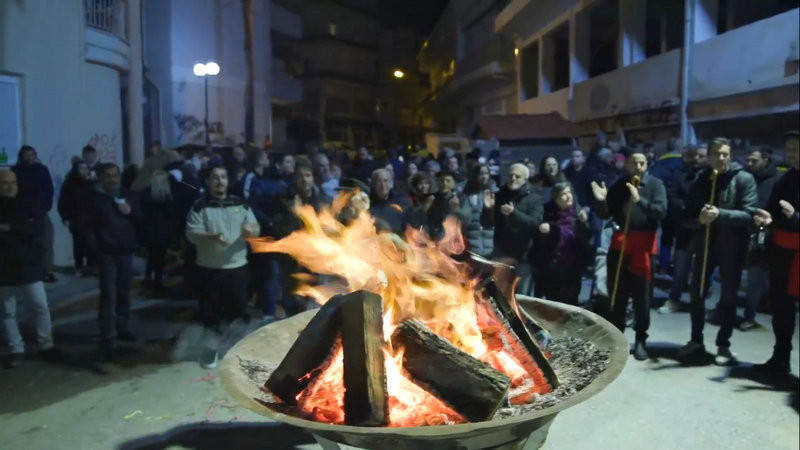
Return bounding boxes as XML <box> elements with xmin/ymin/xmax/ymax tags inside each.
<box><xmin>0</xmin><ymin>272</ymin><xmax>797</xmax><ymax>450</ymax></box>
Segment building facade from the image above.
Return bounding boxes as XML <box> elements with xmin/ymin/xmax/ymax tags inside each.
<box><xmin>418</xmin><ymin>0</ymin><xmax>517</xmax><ymax>136</ymax></box>
<box><xmin>496</xmin><ymin>0</ymin><xmax>799</xmax><ymax>147</ymax></box>
<box><xmin>0</xmin><ymin>0</ymin><xmax>301</xmax><ymax>266</ymax></box>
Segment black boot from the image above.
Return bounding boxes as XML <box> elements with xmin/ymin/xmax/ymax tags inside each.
<box><xmin>633</xmin><ymin>340</ymin><xmax>649</xmax><ymax>361</ymax></box>
<box><xmin>752</xmin><ymin>353</ymin><xmax>790</xmax><ymax>376</ymax></box>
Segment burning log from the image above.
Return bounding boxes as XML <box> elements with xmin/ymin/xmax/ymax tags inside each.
<box><xmin>391</xmin><ymin>319</ymin><xmax>511</xmax><ymax>422</ymax></box>
<box><xmin>341</xmin><ymin>291</ymin><xmax>389</xmax><ymax>426</ymax></box>
<box><xmin>483</xmin><ymin>280</ymin><xmax>560</xmax><ymax>389</ymax></box>
<box><xmin>266</xmin><ymin>294</ymin><xmax>349</xmax><ymax>403</ymax></box>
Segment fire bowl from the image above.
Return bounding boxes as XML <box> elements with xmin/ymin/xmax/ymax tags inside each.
<box><xmin>220</xmin><ymin>296</ymin><xmax>628</xmax><ymax>450</ymax></box>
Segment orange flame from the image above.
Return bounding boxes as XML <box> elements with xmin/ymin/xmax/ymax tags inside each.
<box><xmin>251</xmin><ymin>202</ymin><xmax>549</xmax><ymax>426</ymax></box>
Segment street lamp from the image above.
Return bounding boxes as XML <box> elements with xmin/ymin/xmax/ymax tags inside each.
<box><xmin>393</xmin><ymin>69</ymin><xmax>404</xmax><ymax>79</ymax></box>
<box><xmin>193</xmin><ymin>61</ymin><xmax>220</xmax><ymax>145</ymax></box>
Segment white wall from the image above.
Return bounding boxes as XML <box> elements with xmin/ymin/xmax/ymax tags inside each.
<box><xmin>168</xmin><ymin>0</ymin><xmax>272</xmax><ymax>146</ymax></box>
<box><xmin>518</xmin><ymin>87</ymin><xmax>570</xmax><ymax>118</ymax></box>
<box><xmin>0</xmin><ymin>0</ymin><xmax>125</xmax><ymax>266</ymax></box>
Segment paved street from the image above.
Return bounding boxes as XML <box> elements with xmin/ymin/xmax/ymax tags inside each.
<box><xmin>0</xmin><ymin>273</ymin><xmax>797</xmax><ymax>450</ymax></box>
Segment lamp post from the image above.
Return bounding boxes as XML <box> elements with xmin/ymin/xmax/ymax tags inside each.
<box><xmin>193</xmin><ymin>61</ymin><xmax>220</xmax><ymax>145</ymax></box>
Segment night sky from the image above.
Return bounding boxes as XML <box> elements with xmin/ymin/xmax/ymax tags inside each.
<box><xmin>379</xmin><ymin>0</ymin><xmax>449</xmax><ymax>34</ymax></box>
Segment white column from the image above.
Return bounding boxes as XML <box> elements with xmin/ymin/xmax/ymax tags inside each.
<box><xmin>618</xmin><ymin>0</ymin><xmax>647</xmax><ymax>67</ymax></box>
<box><xmin>693</xmin><ymin>0</ymin><xmax>718</xmax><ymax>43</ymax></box>
<box><xmin>127</xmin><ymin>0</ymin><xmax>145</xmax><ymax>165</ymax></box>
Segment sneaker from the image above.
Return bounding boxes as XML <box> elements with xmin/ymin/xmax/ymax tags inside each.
<box><xmin>737</xmin><ymin>320</ymin><xmax>762</xmax><ymax>331</ymax></box>
<box><xmin>677</xmin><ymin>341</ymin><xmax>706</xmax><ymax>360</ymax></box>
<box><xmin>44</xmin><ymin>273</ymin><xmax>58</xmax><ymax>283</ymax></box>
<box><xmin>658</xmin><ymin>299</ymin><xmax>681</xmax><ymax>314</ymax></box>
<box><xmin>199</xmin><ymin>348</ymin><xmax>218</xmax><ymax>369</ymax></box>
<box><xmin>116</xmin><ymin>330</ymin><xmax>138</xmax><ymax>342</ymax></box>
<box><xmin>5</xmin><ymin>352</ymin><xmax>24</xmax><ymax>368</ymax></box>
<box><xmin>714</xmin><ymin>346</ymin><xmax>737</xmax><ymax>366</ymax></box>
<box><xmin>633</xmin><ymin>341</ymin><xmax>649</xmax><ymax>361</ymax></box>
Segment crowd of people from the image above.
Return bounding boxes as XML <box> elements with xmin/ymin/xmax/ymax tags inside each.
<box><xmin>1</xmin><ymin>130</ymin><xmax>797</xmax><ymax>375</ymax></box>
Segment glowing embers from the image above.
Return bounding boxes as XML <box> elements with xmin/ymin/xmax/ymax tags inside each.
<box><xmin>252</xmin><ymin>199</ymin><xmax>557</xmax><ymax>426</ymax></box>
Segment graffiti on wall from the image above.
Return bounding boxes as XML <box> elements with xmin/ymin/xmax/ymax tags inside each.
<box><xmin>88</xmin><ymin>133</ymin><xmax>118</xmax><ymax>164</ymax></box>
<box><xmin>175</xmin><ymin>114</ymin><xmax>243</xmax><ymax>145</ymax></box>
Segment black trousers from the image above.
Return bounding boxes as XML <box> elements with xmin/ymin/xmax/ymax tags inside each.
<box><xmin>197</xmin><ymin>265</ymin><xmax>250</xmax><ymax>329</ymax></box>
<box><xmin>689</xmin><ymin>237</ymin><xmax>747</xmax><ymax>348</ymax></box>
<box><xmin>97</xmin><ymin>252</ymin><xmax>133</xmax><ymax>341</ymax></box>
<box><xmin>602</xmin><ymin>250</ymin><xmax>653</xmax><ymax>342</ymax></box>
<box><xmin>145</xmin><ymin>246</ymin><xmax>167</xmax><ymax>285</ymax></box>
<box><xmin>535</xmin><ymin>263</ymin><xmax>583</xmax><ymax>306</ymax></box>
<box><xmin>768</xmin><ymin>245</ymin><xmax>798</xmax><ymax>360</ymax></box>
<box><xmin>70</xmin><ymin>224</ymin><xmax>94</xmax><ymax>269</ymax></box>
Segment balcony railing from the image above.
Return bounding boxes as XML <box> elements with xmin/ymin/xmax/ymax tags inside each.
<box><xmin>84</xmin><ymin>0</ymin><xmax>127</xmax><ymax>40</ymax></box>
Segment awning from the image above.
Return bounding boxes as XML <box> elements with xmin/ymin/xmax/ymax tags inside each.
<box><xmin>474</xmin><ymin>112</ymin><xmax>580</xmax><ymax>140</ymax></box>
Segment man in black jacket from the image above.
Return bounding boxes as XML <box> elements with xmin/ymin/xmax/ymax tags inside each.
<box><xmin>0</xmin><ymin>169</ymin><xmax>59</xmax><ymax>368</ymax></box>
<box><xmin>752</xmin><ymin>131</ymin><xmax>799</xmax><ymax>376</ymax></box>
<box><xmin>369</xmin><ymin>168</ymin><xmax>412</xmax><ymax>234</ymax></box>
<box><xmin>738</xmin><ymin>147</ymin><xmax>780</xmax><ymax>330</ymax></box>
<box><xmin>88</xmin><ymin>164</ymin><xmax>140</xmax><ymax>358</ymax></box>
<box><xmin>678</xmin><ymin>138</ymin><xmax>759</xmax><ymax>365</ymax></box>
<box><xmin>12</xmin><ymin>146</ymin><xmax>57</xmax><ymax>283</ymax></box>
<box><xmin>481</xmin><ymin>163</ymin><xmax>543</xmax><ymax>294</ymax></box>
<box><xmin>591</xmin><ymin>152</ymin><xmax>667</xmax><ymax>360</ymax></box>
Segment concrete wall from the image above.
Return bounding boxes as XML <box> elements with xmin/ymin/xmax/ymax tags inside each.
<box><xmin>0</xmin><ymin>0</ymin><xmax>126</xmax><ymax>266</ymax></box>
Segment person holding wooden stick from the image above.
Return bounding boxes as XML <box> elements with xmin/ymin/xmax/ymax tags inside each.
<box><xmin>678</xmin><ymin>138</ymin><xmax>758</xmax><ymax>365</ymax></box>
<box><xmin>752</xmin><ymin>131</ymin><xmax>799</xmax><ymax>376</ymax></box>
<box><xmin>591</xmin><ymin>151</ymin><xmax>666</xmax><ymax>361</ymax></box>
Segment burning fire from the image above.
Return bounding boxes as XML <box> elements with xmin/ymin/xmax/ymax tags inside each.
<box><xmin>250</xmin><ymin>195</ymin><xmax>550</xmax><ymax>426</ymax></box>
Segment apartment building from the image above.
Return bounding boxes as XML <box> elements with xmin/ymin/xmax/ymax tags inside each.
<box><xmin>496</xmin><ymin>0</ymin><xmax>799</xmax><ymax>146</ymax></box>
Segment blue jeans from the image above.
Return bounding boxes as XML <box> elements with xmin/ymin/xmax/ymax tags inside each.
<box><xmin>744</xmin><ymin>265</ymin><xmax>768</xmax><ymax>321</ymax></box>
<box><xmin>97</xmin><ymin>252</ymin><xmax>133</xmax><ymax>342</ymax></box>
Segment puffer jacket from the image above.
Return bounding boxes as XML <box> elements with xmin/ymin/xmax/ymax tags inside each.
<box><xmin>186</xmin><ymin>195</ymin><xmax>260</xmax><ymax>269</ymax></box>
<box><xmin>463</xmin><ymin>191</ymin><xmax>494</xmax><ymax>257</ymax></box>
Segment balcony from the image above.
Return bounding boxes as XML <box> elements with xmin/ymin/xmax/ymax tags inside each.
<box><xmin>84</xmin><ymin>0</ymin><xmax>126</xmax><ymax>40</ymax></box>
<box><xmin>455</xmin><ymin>35</ymin><xmax>515</xmax><ymax>83</ymax></box>
<box><xmin>84</xmin><ymin>0</ymin><xmax>130</xmax><ymax>71</ymax></box>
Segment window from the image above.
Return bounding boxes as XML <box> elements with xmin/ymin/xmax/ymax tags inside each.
<box><xmin>0</xmin><ymin>75</ymin><xmax>22</xmax><ymax>165</ymax></box>
<box><xmin>645</xmin><ymin>0</ymin><xmax>685</xmax><ymax>57</ymax></box>
<box><xmin>542</xmin><ymin>22</ymin><xmax>570</xmax><ymax>93</ymax></box>
<box><xmin>328</xmin><ymin>22</ymin><xmax>337</xmax><ymax>36</ymax></box>
<box><xmin>353</xmin><ymin>99</ymin><xmax>374</xmax><ymax>117</ymax></box>
<box><xmin>520</xmin><ymin>42</ymin><xmax>540</xmax><ymax>100</ymax></box>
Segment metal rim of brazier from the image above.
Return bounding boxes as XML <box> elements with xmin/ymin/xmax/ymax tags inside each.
<box><xmin>220</xmin><ymin>296</ymin><xmax>629</xmax><ymax>449</ymax></box>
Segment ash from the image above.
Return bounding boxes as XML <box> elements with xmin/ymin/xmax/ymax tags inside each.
<box><xmin>493</xmin><ymin>336</ymin><xmax>610</xmax><ymax>419</ymax></box>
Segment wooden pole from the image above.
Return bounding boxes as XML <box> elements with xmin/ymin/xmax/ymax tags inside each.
<box><xmin>610</xmin><ymin>175</ymin><xmax>640</xmax><ymax>309</ymax></box>
<box><xmin>699</xmin><ymin>169</ymin><xmax>719</xmax><ymax>297</ymax></box>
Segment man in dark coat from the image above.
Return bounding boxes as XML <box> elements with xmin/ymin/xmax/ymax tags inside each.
<box><xmin>738</xmin><ymin>147</ymin><xmax>781</xmax><ymax>330</ymax></box>
<box><xmin>12</xmin><ymin>145</ymin><xmax>56</xmax><ymax>283</ymax></box>
<box><xmin>87</xmin><ymin>164</ymin><xmax>141</xmax><ymax>358</ymax></box>
<box><xmin>481</xmin><ymin>164</ymin><xmax>543</xmax><ymax>295</ymax></box>
<box><xmin>0</xmin><ymin>169</ymin><xmax>59</xmax><ymax>368</ymax></box>
<box><xmin>369</xmin><ymin>168</ymin><xmax>412</xmax><ymax>235</ymax></box>
<box><xmin>591</xmin><ymin>152</ymin><xmax>667</xmax><ymax>360</ymax></box>
<box><xmin>752</xmin><ymin>131</ymin><xmax>800</xmax><ymax>376</ymax></box>
<box><xmin>678</xmin><ymin>138</ymin><xmax>759</xmax><ymax>365</ymax></box>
